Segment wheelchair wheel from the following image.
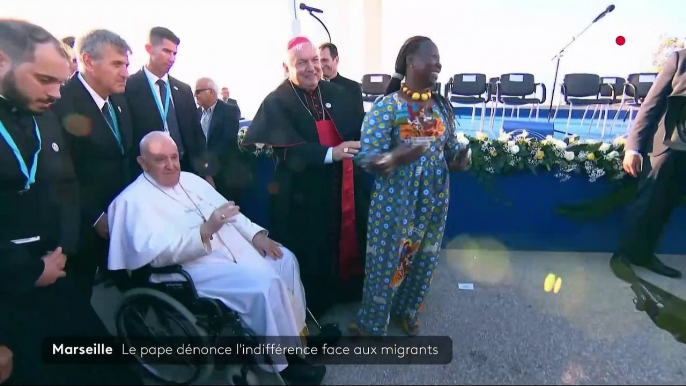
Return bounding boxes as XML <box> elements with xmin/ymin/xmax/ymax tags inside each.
<box><xmin>116</xmin><ymin>288</ymin><xmax>215</xmax><ymax>385</ymax></box>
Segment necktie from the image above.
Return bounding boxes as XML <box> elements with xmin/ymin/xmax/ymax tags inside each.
<box><xmin>201</xmin><ymin>109</ymin><xmax>211</xmax><ymax>142</ymax></box>
<box><xmin>101</xmin><ymin>101</ymin><xmax>123</xmax><ymax>153</ymax></box>
<box><xmin>156</xmin><ymin>79</ymin><xmax>185</xmax><ymax>157</ymax></box>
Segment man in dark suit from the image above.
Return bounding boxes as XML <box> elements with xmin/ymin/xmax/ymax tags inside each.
<box><xmin>0</xmin><ymin>18</ymin><xmax>140</xmax><ymax>385</ymax></box>
<box><xmin>60</xmin><ymin>36</ymin><xmax>78</xmax><ymax>76</ymax></box>
<box><xmin>220</xmin><ymin>86</ymin><xmax>242</xmax><ymax>119</ymax></box>
<box><xmin>319</xmin><ymin>42</ymin><xmax>365</xmax><ymax>121</ymax></box>
<box><xmin>51</xmin><ymin>29</ymin><xmax>135</xmax><ymax>298</ymax></box>
<box><xmin>196</xmin><ymin>77</ymin><xmax>249</xmax><ymax>204</ymax></box>
<box><xmin>611</xmin><ymin>49</ymin><xmax>686</xmax><ymax>279</ymax></box>
<box><xmin>124</xmin><ymin>27</ymin><xmax>211</xmax><ymax>184</ymax></box>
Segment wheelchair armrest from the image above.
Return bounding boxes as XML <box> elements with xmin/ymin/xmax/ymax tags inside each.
<box><xmin>146</xmin><ymin>264</ymin><xmax>185</xmax><ymax>275</ymax></box>
<box><xmin>140</xmin><ymin>264</ymin><xmax>199</xmax><ymax>299</ymax></box>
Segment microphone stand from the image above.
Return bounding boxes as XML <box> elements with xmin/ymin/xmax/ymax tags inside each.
<box><xmin>546</xmin><ymin>20</ymin><xmax>599</xmax><ymax>121</ymax></box>
<box><xmin>306</xmin><ymin>10</ymin><xmax>332</xmax><ymax>43</ymax></box>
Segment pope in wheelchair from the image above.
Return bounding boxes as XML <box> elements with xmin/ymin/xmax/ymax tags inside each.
<box><xmin>106</xmin><ymin>131</ymin><xmax>326</xmax><ymax>385</ymax></box>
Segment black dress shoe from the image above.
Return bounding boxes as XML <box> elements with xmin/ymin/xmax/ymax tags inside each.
<box><xmin>634</xmin><ymin>256</ymin><xmax>682</xmax><ymax>279</ymax></box>
<box><xmin>280</xmin><ymin>354</ymin><xmax>326</xmax><ymax>385</ymax></box>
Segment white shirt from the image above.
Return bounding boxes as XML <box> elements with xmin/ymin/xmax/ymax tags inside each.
<box><xmin>201</xmin><ymin>101</ymin><xmax>217</xmax><ymax>142</ymax></box>
<box><xmin>77</xmin><ymin>72</ymin><xmax>108</xmax><ymax>110</ymax></box>
<box><xmin>143</xmin><ymin>65</ymin><xmax>175</xmax><ymax>110</ymax></box>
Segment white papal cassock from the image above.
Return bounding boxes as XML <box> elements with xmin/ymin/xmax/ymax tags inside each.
<box><xmin>107</xmin><ymin>171</ymin><xmax>307</xmax><ymax>372</ymax></box>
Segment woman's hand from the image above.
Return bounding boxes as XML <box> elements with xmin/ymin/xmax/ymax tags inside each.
<box><xmin>366</xmin><ymin>154</ymin><xmax>397</xmax><ymax>176</ymax></box>
<box><xmin>448</xmin><ymin>147</ymin><xmax>471</xmax><ymax>172</ymax></box>
<box><xmin>393</xmin><ymin>142</ymin><xmax>426</xmax><ymax>165</ymax></box>
<box><xmin>366</xmin><ymin>143</ymin><xmax>425</xmax><ymax>175</ymax></box>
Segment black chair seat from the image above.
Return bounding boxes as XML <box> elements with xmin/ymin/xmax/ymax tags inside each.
<box><xmin>501</xmin><ymin>97</ymin><xmax>542</xmax><ymax>106</ymax></box>
<box><xmin>450</xmin><ymin>96</ymin><xmax>485</xmax><ymax>105</ymax></box>
<box><xmin>363</xmin><ymin>95</ymin><xmax>381</xmax><ymax>102</ymax></box>
<box><xmin>567</xmin><ymin>98</ymin><xmax>614</xmax><ymax>106</ymax></box>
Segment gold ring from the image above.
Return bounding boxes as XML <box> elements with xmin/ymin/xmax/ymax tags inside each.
<box><xmin>344</xmin><ymin>147</ymin><xmax>349</xmax><ymax>153</ymax></box>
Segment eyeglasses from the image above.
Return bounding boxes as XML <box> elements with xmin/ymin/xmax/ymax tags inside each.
<box><xmin>194</xmin><ymin>88</ymin><xmax>212</xmax><ymax>96</ymax></box>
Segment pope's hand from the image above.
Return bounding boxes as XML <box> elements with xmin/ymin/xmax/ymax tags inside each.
<box><xmin>253</xmin><ymin>232</ymin><xmax>283</xmax><ymax>259</ymax></box>
<box><xmin>200</xmin><ymin>202</ymin><xmax>240</xmax><ymax>240</ymax></box>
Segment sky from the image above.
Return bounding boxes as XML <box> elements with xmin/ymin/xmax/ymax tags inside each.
<box><xmin>3</xmin><ymin>0</ymin><xmax>685</xmax><ymax>118</ymax></box>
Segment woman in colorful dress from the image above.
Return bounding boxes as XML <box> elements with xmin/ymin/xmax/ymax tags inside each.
<box><xmin>350</xmin><ymin>36</ymin><xmax>471</xmax><ymax>336</ymax></box>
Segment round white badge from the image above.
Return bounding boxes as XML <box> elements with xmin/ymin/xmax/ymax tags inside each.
<box><xmin>52</xmin><ymin>143</ymin><xmax>59</xmax><ymax>152</ymax></box>
<box><xmin>325</xmin><ymin>103</ymin><xmax>332</xmax><ymax>108</ymax></box>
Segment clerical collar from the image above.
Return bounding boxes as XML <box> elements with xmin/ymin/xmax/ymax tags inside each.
<box><xmin>143</xmin><ymin>172</ymin><xmax>179</xmax><ymax>193</ymax></box>
<box><xmin>143</xmin><ymin>65</ymin><xmax>169</xmax><ymax>85</ymax></box>
<box><xmin>291</xmin><ymin>81</ymin><xmax>320</xmax><ymax>95</ymax></box>
<box><xmin>77</xmin><ymin>72</ymin><xmax>109</xmax><ymax>110</ymax></box>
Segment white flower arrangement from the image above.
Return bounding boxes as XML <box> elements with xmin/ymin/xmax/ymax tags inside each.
<box><xmin>466</xmin><ymin>131</ymin><xmax>628</xmax><ymax>183</ymax></box>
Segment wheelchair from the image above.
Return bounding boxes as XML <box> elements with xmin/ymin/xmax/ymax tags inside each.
<box><xmin>112</xmin><ymin>264</ymin><xmax>285</xmax><ymax>385</ymax></box>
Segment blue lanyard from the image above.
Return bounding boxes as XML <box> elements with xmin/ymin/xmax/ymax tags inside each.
<box><xmin>146</xmin><ymin>74</ymin><xmax>171</xmax><ymax>130</ymax></box>
<box><xmin>105</xmin><ymin>102</ymin><xmax>123</xmax><ymax>154</ymax></box>
<box><xmin>0</xmin><ymin>118</ymin><xmax>41</xmax><ymax>191</ymax></box>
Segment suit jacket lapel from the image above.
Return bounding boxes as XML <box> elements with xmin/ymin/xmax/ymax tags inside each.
<box><xmin>168</xmin><ymin>76</ymin><xmax>184</xmax><ymax>121</ymax></box>
<box><xmin>134</xmin><ymin>68</ymin><xmax>164</xmax><ymax>128</ymax></box>
<box><xmin>207</xmin><ymin>105</ymin><xmax>219</xmax><ymax>142</ymax></box>
<box><xmin>71</xmin><ymin>77</ymin><xmax>122</xmax><ymax>150</ymax></box>
<box><xmin>110</xmin><ymin>95</ymin><xmax>132</xmax><ymax>152</ymax></box>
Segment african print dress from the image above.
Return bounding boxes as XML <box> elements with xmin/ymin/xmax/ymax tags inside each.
<box><xmin>353</xmin><ymin>92</ymin><xmax>464</xmax><ymax>336</ymax></box>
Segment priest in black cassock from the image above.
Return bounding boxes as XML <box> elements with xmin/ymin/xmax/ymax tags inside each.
<box><xmin>242</xmin><ymin>36</ymin><xmax>370</xmax><ymax>318</ymax></box>
<box><xmin>0</xmin><ymin>19</ymin><xmax>140</xmax><ymax>385</ymax></box>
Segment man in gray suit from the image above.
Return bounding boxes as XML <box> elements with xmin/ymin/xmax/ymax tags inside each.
<box><xmin>611</xmin><ymin>49</ymin><xmax>686</xmax><ymax>279</ymax></box>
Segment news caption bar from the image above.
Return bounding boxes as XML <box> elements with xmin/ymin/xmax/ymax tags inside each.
<box><xmin>43</xmin><ymin>336</ymin><xmax>453</xmax><ymax>365</ymax></box>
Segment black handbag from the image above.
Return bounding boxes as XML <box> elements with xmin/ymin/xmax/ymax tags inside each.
<box><xmin>662</xmin><ymin>95</ymin><xmax>686</xmax><ymax>151</ymax></box>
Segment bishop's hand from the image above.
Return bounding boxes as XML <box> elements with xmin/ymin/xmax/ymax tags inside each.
<box><xmin>332</xmin><ymin>141</ymin><xmax>361</xmax><ymax>161</ymax></box>
<box><xmin>200</xmin><ymin>202</ymin><xmax>240</xmax><ymax>241</ymax></box>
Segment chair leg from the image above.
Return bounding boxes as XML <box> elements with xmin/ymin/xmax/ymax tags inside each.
<box><xmin>580</xmin><ymin>105</ymin><xmax>590</xmax><ymax>127</ymax></box>
<box><xmin>627</xmin><ymin>107</ymin><xmax>636</xmax><ymax>131</ymax></box>
<box><xmin>610</xmin><ymin>98</ymin><xmax>626</xmax><ymax>132</ymax></box>
<box><xmin>527</xmin><ymin>105</ymin><xmax>534</xmax><ymax>121</ymax></box>
<box><xmin>587</xmin><ymin>105</ymin><xmax>599</xmax><ymax>133</ymax></box>
<box><xmin>565</xmin><ymin>103</ymin><xmax>573</xmax><ymax>134</ymax></box>
<box><xmin>489</xmin><ymin>101</ymin><xmax>497</xmax><ymax>133</ymax></box>
<box><xmin>501</xmin><ymin>105</ymin><xmax>506</xmax><ymax>131</ymax></box>
<box><xmin>536</xmin><ymin>104</ymin><xmax>540</xmax><ymax>121</ymax></box>
<box><xmin>479</xmin><ymin>102</ymin><xmax>486</xmax><ymax>132</ymax></box>
<box><xmin>595</xmin><ymin>104</ymin><xmax>603</xmax><ymax>132</ymax></box>
<box><xmin>516</xmin><ymin>107</ymin><xmax>520</xmax><ymax>119</ymax></box>
<box><xmin>552</xmin><ymin>97</ymin><xmax>562</xmax><ymax>120</ymax></box>
<box><xmin>601</xmin><ymin>105</ymin><xmax>609</xmax><ymax>138</ymax></box>
<box><xmin>471</xmin><ymin>106</ymin><xmax>476</xmax><ymax>127</ymax></box>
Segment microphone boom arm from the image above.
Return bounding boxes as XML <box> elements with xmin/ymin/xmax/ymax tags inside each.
<box><xmin>307</xmin><ymin>11</ymin><xmax>331</xmax><ymax>43</ymax></box>
<box><xmin>546</xmin><ymin>6</ymin><xmax>613</xmax><ymax>120</ymax></box>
